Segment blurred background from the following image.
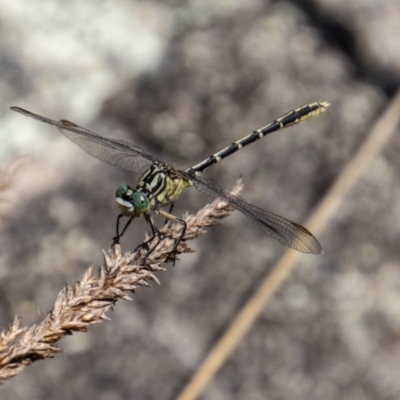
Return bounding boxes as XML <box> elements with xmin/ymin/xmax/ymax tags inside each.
<box><xmin>0</xmin><ymin>0</ymin><xmax>400</xmax><ymax>399</ymax></box>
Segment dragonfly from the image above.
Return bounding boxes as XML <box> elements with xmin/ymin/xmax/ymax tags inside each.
<box><xmin>11</xmin><ymin>102</ymin><xmax>328</xmax><ymax>261</ymax></box>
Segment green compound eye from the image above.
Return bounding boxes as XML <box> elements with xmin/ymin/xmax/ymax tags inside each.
<box><xmin>132</xmin><ymin>192</ymin><xmax>149</xmax><ymax>213</ymax></box>
<box><xmin>115</xmin><ymin>184</ymin><xmax>129</xmax><ymax>199</ymax></box>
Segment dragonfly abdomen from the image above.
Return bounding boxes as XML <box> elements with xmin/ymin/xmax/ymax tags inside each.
<box><xmin>188</xmin><ymin>102</ymin><xmax>329</xmax><ymax>174</ymax></box>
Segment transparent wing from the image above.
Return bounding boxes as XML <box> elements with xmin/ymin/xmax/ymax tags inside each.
<box><xmin>11</xmin><ymin>107</ymin><xmax>160</xmax><ymax>173</ymax></box>
<box><xmin>185</xmin><ymin>172</ymin><xmax>322</xmax><ymax>254</ymax></box>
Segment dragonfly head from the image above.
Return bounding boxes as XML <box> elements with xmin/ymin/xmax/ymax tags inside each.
<box><xmin>115</xmin><ymin>184</ymin><xmax>150</xmax><ymax>216</ymax></box>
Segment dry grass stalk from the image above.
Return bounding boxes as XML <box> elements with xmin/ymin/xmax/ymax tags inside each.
<box><xmin>0</xmin><ymin>182</ymin><xmax>242</xmax><ymax>383</ymax></box>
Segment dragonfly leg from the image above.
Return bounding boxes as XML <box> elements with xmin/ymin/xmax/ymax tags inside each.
<box><xmin>156</xmin><ymin>210</ymin><xmax>187</xmax><ymax>266</ymax></box>
<box><xmin>112</xmin><ymin>214</ymin><xmax>132</xmax><ymax>246</ymax></box>
<box><xmin>137</xmin><ymin>212</ymin><xmax>164</xmax><ymax>266</ymax></box>
<box><xmin>164</xmin><ymin>203</ymin><xmax>174</xmax><ymax>225</ymax></box>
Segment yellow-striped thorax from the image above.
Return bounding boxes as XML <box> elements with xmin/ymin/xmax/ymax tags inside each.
<box><xmin>115</xmin><ymin>163</ymin><xmax>192</xmax><ymax>218</ymax></box>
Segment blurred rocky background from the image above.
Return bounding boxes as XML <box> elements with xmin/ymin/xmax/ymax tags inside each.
<box><xmin>0</xmin><ymin>0</ymin><xmax>399</xmax><ymax>399</ymax></box>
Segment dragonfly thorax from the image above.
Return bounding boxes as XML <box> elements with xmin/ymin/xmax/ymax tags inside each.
<box><xmin>115</xmin><ymin>184</ymin><xmax>150</xmax><ymax>217</ymax></box>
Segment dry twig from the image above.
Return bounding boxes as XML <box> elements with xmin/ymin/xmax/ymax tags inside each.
<box><xmin>0</xmin><ymin>182</ymin><xmax>242</xmax><ymax>383</ymax></box>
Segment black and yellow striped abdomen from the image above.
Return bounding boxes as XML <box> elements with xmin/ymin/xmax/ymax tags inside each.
<box><xmin>188</xmin><ymin>102</ymin><xmax>328</xmax><ymax>174</ymax></box>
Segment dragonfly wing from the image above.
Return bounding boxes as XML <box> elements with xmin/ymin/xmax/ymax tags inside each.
<box><xmin>188</xmin><ymin>173</ymin><xmax>322</xmax><ymax>254</ymax></box>
<box><xmin>11</xmin><ymin>107</ymin><xmax>160</xmax><ymax>173</ymax></box>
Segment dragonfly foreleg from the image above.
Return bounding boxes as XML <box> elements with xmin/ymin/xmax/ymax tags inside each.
<box><xmin>112</xmin><ymin>214</ymin><xmax>132</xmax><ymax>246</ymax></box>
